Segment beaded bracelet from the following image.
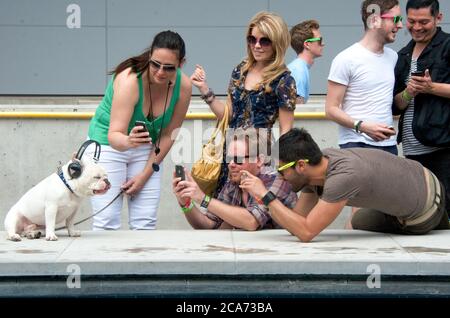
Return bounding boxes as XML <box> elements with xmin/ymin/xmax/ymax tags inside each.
<box><xmin>201</xmin><ymin>89</ymin><xmax>215</xmax><ymax>104</ymax></box>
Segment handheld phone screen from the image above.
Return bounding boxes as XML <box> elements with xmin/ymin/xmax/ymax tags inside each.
<box><xmin>135</xmin><ymin>120</ymin><xmax>148</xmax><ymax>132</ymax></box>
<box><xmin>175</xmin><ymin>165</ymin><xmax>185</xmax><ymax>181</ymax></box>
<box><xmin>411</xmin><ymin>71</ymin><xmax>424</xmax><ymax>77</ymax></box>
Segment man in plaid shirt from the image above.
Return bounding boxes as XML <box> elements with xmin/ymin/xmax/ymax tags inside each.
<box><xmin>172</xmin><ymin>128</ymin><xmax>297</xmax><ymax>230</ymax></box>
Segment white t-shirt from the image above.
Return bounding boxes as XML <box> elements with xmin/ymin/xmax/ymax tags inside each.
<box><xmin>328</xmin><ymin>43</ymin><xmax>398</xmax><ymax>146</ymax></box>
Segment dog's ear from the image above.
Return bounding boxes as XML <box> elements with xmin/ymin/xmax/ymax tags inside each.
<box><xmin>68</xmin><ymin>158</ymin><xmax>83</xmax><ymax>179</ymax></box>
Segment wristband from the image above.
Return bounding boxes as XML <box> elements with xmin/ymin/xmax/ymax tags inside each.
<box><xmin>402</xmin><ymin>89</ymin><xmax>413</xmax><ymax>102</ymax></box>
<box><xmin>180</xmin><ymin>199</ymin><xmax>194</xmax><ymax>214</ymax></box>
<box><xmin>354</xmin><ymin>120</ymin><xmax>363</xmax><ymax>134</ymax></box>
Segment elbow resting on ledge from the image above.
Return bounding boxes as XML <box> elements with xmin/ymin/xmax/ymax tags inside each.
<box><xmin>241</xmin><ymin>218</ymin><xmax>260</xmax><ymax>232</ymax></box>
<box><xmin>294</xmin><ymin>231</ymin><xmax>316</xmax><ymax>243</ymax></box>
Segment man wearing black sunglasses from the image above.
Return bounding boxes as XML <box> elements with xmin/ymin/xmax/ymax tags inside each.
<box><xmin>172</xmin><ymin>128</ymin><xmax>297</xmax><ymax>230</ymax></box>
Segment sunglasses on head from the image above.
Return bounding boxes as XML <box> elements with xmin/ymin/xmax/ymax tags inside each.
<box><xmin>246</xmin><ymin>35</ymin><xmax>272</xmax><ymax>48</ymax></box>
<box><xmin>304</xmin><ymin>37</ymin><xmax>324</xmax><ymax>46</ymax></box>
<box><xmin>226</xmin><ymin>154</ymin><xmax>252</xmax><ymax>165</ymax></box>
<box><xmin>149</xmin><ymin>59</ymin><xmax>177</xmax><ymax>72</ymax></box>
<box><xmin>380</xmin><ymin>14</ymin><xmax>403</xmax><ymax>24</ymax></box>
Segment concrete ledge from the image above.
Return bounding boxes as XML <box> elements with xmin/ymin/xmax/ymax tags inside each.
<box><xmin>1</xmin><ymin>229</ymin><xmax>449</xmax><ymax>277</ymax></box>
<box><xmin>1</xmin><ymin>229</ymin><xmax>450</xmax><ymax>297</ymax></box>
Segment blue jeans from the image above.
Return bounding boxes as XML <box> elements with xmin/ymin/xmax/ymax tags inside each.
<box><xmin>340</xmin><ymin>142</ymin><xmax>398</xmax><ymax>156</ymax></box>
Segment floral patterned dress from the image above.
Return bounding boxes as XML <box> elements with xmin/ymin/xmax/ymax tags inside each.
<box><xmin>214</xmin><ymin>60</ymin><xmax>297</xmax><ymax>196</ymax></box>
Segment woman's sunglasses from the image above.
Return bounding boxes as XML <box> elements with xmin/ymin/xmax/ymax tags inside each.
<box><xmin>246</xmin><ymin>35</ymin><xmax>272</xmax><ymax>48</ymax></box>
<box><xmin>149</xmin><ymin>59</ymin><xmax>177</xmax><ymax>72</ymax></box>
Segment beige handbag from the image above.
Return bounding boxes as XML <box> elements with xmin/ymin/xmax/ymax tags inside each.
<box><xmin>191</xmin><ymin>103</ymin><xmax>230</xmax><ymax>196</ymax></box>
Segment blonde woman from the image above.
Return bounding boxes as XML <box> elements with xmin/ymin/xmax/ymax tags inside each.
<box><xmin>191</xmin><ymin>11</ymin><xmax>297</xmax><ymax>195</ymax></box>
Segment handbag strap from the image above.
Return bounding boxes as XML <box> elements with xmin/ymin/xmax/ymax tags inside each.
<box><xmin>209</xmin><ymin>101</ymin><xmax>230</xmax><ymax>142</ymax></box>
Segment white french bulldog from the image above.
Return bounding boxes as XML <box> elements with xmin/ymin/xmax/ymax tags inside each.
<box><xmin>4</xmin><ymin>154</ymin><xmax>110</xmax><ymax>241</ymax></box>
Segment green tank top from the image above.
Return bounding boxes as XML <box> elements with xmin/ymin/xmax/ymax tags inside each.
<box><xmin>88</xmin><ymin>68</ymin><xmax>182</xmax><ymax>145</ymax></box>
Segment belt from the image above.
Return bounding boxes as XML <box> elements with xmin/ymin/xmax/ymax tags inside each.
<box><xmin>401</xmin><ymin>169</ymin><xmax>442</xmax><ymax>227</ymax></box>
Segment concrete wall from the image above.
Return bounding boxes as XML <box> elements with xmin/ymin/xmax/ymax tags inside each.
<box><xmin>1</xmin><ymin>0</ymin><xmax>449</xmax><ymax>95</ymax></box>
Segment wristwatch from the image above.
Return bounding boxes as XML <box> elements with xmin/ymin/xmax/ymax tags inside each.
<box><xmin>354</xmin><ymin>120</ymin><xmax>363</xmax><ymax>134</ymax></box>
<box><xmin>261</xmin><ymin>191</ymin><xmax>276</xmax><ymax>206</ymax></box>
<box><xmin>200</xmin><ymin>194</ymin><xmax>211</xmax><ymax>210</ymax></box>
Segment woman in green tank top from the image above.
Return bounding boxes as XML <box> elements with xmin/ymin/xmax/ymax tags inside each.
<box><xmin>87</xmin><ymin>30</ymin><xmax>192</xmax><ymax>230</ymax></box>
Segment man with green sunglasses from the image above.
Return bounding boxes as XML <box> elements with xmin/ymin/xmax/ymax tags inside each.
<box><xmin>240</xmin><ymin>128</ymin><xmax>449</xmax><ymax>242</ymax></box>
<box><xmin>288</xmin><ymin>20</ymin><xmax>324</xmax><ymax>104</ymax></box>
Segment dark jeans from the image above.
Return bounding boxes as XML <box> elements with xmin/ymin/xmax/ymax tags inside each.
<box><xmin>352</xmin><ymin>181</ymin><xmax>449</xmax><ymax>235</ymax></box>
<box><xmin>406</xmin><ymin>148</ymin><xmax>450</xmax><ymax>219</ymax></box>
<box><xmin>340</xmin><ymin>142</ymin><xmax>398</xmax><ymax>156</ymax></box>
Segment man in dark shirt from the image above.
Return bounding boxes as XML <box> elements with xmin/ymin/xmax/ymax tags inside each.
<box><xmin>393</xmin><ymin>0</ymin><xmax>450</xmax><ymax>219</ymax></box>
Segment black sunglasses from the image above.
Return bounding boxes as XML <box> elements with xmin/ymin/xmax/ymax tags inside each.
<box><xmin>246</xmin><ymin>35</ymin><xmax>272</xmax><ymax>48</ymax></box>
<box><xmin>226</xmin><ymin>154</ymin><xmax>251</xmax><ymax>165</ymax></box>
<box><xmin>149</xmin><ymin>59</ymin><xmax>177</xmax><ymax>72</ymax></box>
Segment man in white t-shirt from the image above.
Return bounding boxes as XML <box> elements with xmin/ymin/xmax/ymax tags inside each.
<box><xmin>325</xmin><ymin>0</ymin><xmax>403</xmax><ymax>155</ymax></box>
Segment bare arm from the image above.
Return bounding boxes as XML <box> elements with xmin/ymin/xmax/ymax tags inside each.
<box><xmin>108</xmin><ymin>70</ymin><xmax>146</xmax><ymax>151</ymax></box>
<box><xmin>294</xmin><ymin>192</ymin><xmax>319</xmax><ymax>217</ymax></box>
<box><xmin>175</xmin><ymin>171</ymin><xmax>260</xmax><ymax>231</ymax></box>
<box><xmin>238</xmin><ymin>170</ymin><xmax>345</xmax><ymax>242</ymax></box>
<box><xmin>325</xmin><ymin>80</ymin><xmax>355</xmax><ymax>130</ymax></box>
<box><xmin>279</xmin><ymin>108</ymin><xmax>294</xmax><ymax>135</ymax></box>
<box><xmin>268</xmin><ymin>198</ymin><xmax>347</xmax><ymax>242</ymax></box>
<box><xmin>429</xmin><ymin>82</ymin><xmax>450</xmax><ymax>99</ymax></box>
<box><xmin>206</xmin><ymin>199</ymin><xmax>260</xmax><ymax>231</ymax></box>
<box><xmin>325</xmin><ymin>80</ymin><xmax>395</xmax><ymax>142</ymax></box>
<box><xmin>412</xmin><ymin>70</ymin><xmax>450</xmax><ymax>99</ymax></box>
<box><xmin>172</xmin><ymin>175</ymin><xmax>217</xmax><ymax>229</ymax></box>
<box><xmin>190</xmin><ymin>64</ymin><xmax>229</xmax><ymax>121</ymax></box>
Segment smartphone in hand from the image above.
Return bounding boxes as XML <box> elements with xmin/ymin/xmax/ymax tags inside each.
<box><xmin>175</xmin><ymin>165</ymin><xmax>185</xmax><ymax>181</ymax></box>
<box><xmin>135</xmin><ymin>120</ymin><xmax>148</xmax><ymax>132</ymax></box>
<box><xmin>411</xmin><ymin>71</ymin><xmax>425</xmax><ymax>77</ymax></box>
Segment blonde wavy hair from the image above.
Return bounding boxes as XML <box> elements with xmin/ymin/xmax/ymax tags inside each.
<box><xmin>241</xmin><ymin>11</ymin><xmax>290</xmax><ymax>92</ymax></box>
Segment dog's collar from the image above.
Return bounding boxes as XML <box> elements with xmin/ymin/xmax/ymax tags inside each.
<box><xmin>57</xmin><ymin>166</ymin><xmax>76</xmax><ymax>195</ymax></box>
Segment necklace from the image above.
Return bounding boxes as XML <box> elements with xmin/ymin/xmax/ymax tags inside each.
<box><xmin>146</xmin><ymin>69</ymin><xmax>171</xmax><ymax>172</ymax></box>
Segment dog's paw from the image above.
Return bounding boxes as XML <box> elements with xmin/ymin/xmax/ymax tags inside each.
<box><xmin>7</xmin><ymin>234</ymin><xmax>22</xmax><ymax>242</ymax></box>
<box><xmin>45</xmin><ymin>233</ymin><xmax>58</xmax><ymax>241</ymax></box>
<box><xmin>69</xmin><ymin>230</ymin><xmax>81</xmax><ymax>237</ymax></box>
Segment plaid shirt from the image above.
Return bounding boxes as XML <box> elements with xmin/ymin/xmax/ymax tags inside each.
<box><xmin>204</xmin><ymin>166</ymin><xmax>298</xmax><ymax>229</ymax></box>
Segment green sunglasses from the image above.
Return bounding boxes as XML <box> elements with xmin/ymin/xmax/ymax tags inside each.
<box><xmin>304</xmin><ymin>37</ymin><xmax>323</xmax><ymax>45</ymax></box>
<box><xmin>277</xmin><ymin>159</ymin><xmax>309</xmax><ymax>172</ymax></box>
